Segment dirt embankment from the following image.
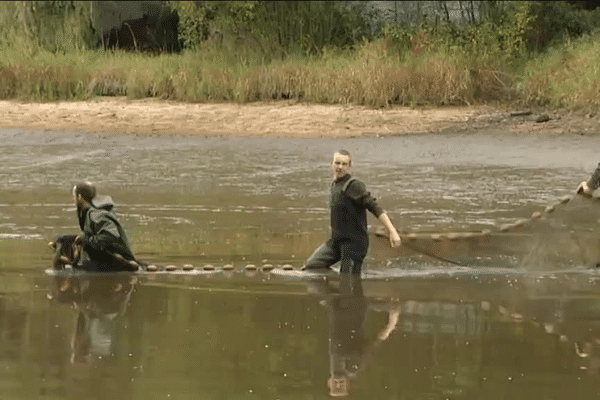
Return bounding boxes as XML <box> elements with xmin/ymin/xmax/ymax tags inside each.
<box><xmin>0</xmin><ymin>97</ymin><xmax>598</xmax><ymax>137</ymax></box>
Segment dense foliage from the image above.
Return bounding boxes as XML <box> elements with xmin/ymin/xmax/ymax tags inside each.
<box><xmin>169</xmin><ymin>1</ymin><xmax>377</xmax><ymax>54</ymax></box>
<box><xmin>0</xmin><ymin>1</ymin><xmax>599</xmax><ymax>109</ymax></box>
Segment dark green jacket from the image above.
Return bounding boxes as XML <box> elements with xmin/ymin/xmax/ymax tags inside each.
<box><xmin>330</xmin><ymin>174</ymin><xmax>384</xmax><ymax>247</ymax></box>
<box><xmin>78</xmin><ymin>195</ymin><xmax>136</xmax><ymax>265</ymax></box>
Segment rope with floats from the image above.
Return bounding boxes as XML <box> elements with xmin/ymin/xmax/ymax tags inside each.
<box><xmin>48</xmin><ymin>193</ymin><xmax>598</xmax><ymax>273</ymax></box>
<box><xmin>373</xmin><ymin>192</ymin><xmax>599</xmax><ymax>266</ymax></box>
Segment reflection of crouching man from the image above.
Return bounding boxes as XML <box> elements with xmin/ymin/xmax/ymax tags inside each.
<box><xmin>48</xmin><ymin>274</ymin><xmax>137</xmax><ymax>365</ymax></box>
<box><xmin>54</xmin><ymin>182</ymin><xmax>139</xmax><ymax>272</ymax></box>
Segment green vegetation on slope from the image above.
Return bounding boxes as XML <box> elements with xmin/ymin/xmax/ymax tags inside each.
<box><xmin>0</xmin><ymin>1</ymin><xmax>598</xmax><ymax>111</ymax></box>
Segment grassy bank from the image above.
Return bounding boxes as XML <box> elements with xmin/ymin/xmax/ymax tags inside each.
<box><xmin>0</xmin><ymin>32</ymin><xmax>599</xmax><ymax>111</ymax></box>
<box><xmin>521</xmin><ymin>33</ymin><xmax>600</xmax><ymax>110</ymax></box>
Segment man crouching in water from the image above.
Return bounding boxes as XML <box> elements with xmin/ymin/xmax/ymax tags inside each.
<box><xmin>53</xmin><ymin>182</ymin><xmax>139</xmax><ymax>272</ymax></box>
<box><xmin>303</xmin><ymin>150</ymin><xmax>402</xmax><ymax>275</ymax></box>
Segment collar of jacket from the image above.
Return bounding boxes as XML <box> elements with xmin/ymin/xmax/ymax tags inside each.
<box><xmin>332</xmin><ymin>173</ymin><xmax>352</xmax><ymax>186</ymax></box>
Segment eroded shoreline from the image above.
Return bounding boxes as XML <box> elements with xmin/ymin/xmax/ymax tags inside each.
<box><xmin>1</xmin><ymin>97</ymin><xmax>597</xmax><ymax>137</ymax></box>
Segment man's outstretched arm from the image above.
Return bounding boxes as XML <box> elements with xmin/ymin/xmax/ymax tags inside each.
<box><xmin>378</xmin><ymin>213</ymin><xmax>402</xmax><ymax>248</ymax></box>
<box><xmin>344</xmin><ymin>180</ymin><xmax>402</xmax><ymax>248</ymax></box>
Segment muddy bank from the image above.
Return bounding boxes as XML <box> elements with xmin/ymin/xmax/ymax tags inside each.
<box><xmin>1</xmin><ymin>97</ymin><xmax>598</xmax><ymax>137</ymax></box>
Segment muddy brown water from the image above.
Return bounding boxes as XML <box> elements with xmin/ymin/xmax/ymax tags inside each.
<box><xmin>1</xmin><ymin>128</ymin><xmax>600</xmax><ymax>399</ymax></box>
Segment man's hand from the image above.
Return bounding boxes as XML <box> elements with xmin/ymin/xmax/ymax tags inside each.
<box><xmin>577</xmin><ymin>181</ymin><xmax>594</xmax><ymax>197</ymax></box>
<box><xmin>377</xmin><ymin>213</ymin><xmax>402</xmax><ymax>248</ymax></box>
<box><xmin>389</xmin><ymin>229</ymin><xmax>401</xmax><ymax>248</ymax></box>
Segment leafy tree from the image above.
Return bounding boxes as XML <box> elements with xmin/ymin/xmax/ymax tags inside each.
<box><xmin>0</xmin><ymin>1</ymin><xmax>100</xmax><ymax>53</ymax></box>
<box><xmin>170</xmin><ymin>1</ymin><xmax>376</xmax><ymax>55</ymax></box>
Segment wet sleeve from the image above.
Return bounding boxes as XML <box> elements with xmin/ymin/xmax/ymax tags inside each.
<box><xmin>82</xmin><ymin>210</ymin><xmax>122</xmax><ymax>253</ymax></box>
<box><xmin>345</xmin><ymin>180</ymin><xmax>385</xmax><ymax>218</ymax></box>
<box><xmin>587</xmin><ymin>163</ymin><xmax>600</xmax><ymax>191</ymax></box>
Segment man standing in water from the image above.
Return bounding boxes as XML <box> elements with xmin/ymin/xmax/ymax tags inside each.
<box><xmin>577</xmin><ymin>163</ymin><xmax>600</xmax><ymax>197</ymax></box>
<box><xmin>64</xmin><ymin>182</ymin><xmax>139</xmax><ymax>271</ymax></box>
<box><xmin>303</xmin><ymin>150</ymin><xmax>402</xmax><ymax>274</ymax></box>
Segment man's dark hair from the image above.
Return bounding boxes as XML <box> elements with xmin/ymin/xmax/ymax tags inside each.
<box><xmin>74</xmin><ymin>182</ymin><xmax>96</xmax><ymax>202</ymax></box>
<box><xmin>338</xmin><ymin>149</ymin><xmax>352</xmax><ymax>166</ymax></box>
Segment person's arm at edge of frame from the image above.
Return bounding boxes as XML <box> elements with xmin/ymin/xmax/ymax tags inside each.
<box><xmin>577</xmin><ymin>162</ymin><xmax>600</xmax><ymax>196</ymax></box>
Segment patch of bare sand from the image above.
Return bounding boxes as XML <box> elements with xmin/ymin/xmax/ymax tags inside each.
<box><xmin>0</xmin><ymin>97</ymin><xmax>597</xmax><ymax>137</ymax></box>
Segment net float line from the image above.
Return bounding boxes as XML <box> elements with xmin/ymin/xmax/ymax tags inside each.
<box><xmin>46</xmin><ymin>237</ymin><xmax>304</xmax><ymax>273</ymax></box>
<box><xmin>371</xmin><ymin>193</ymin><xmax>599</xmax><ymax>266</ymax></box>
<box><xmin>140</xmin><ymin>263</ymin><xmax>300</xmax><ymax>273</ymax></box>
<box><xmin>492</xmin><ymin>194</ymin><xmax>596</xmax><ymax>235</ymax></box>
<box><xmin>48</xmin><ymin>194</ymin><xmax>597</xmax><ymax>273</ymax></box>
<box><xmin>45</xmin><ymin>254</ymin><xmax>305</xmax><ymax>274</ymax></box>
<box><xmin>139</xmin><ymin>262</ymin><xmax>300</xmax><ymax>273</ymax></box>
<box><xmin>376</xmin><ymin>194</ymin><xmax>599</xmax><ymax>245</ymax></box>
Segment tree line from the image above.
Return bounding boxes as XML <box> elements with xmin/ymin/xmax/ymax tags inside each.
<box><xmin>168</xmin><ymin>1</ymin><xmax>600</xmax><ymax>58</ymax></box>
<box><xmin>1</xmin><ymin>1</ymin><xmax>599</xmax><ymax>57</ymax></box>
<box><xmin>1</xmin><ymin>1</ymin><xmax>599</xmax><ymax>107</ymax></box>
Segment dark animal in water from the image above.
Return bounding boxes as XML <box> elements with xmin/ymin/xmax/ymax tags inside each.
<box><xmin>49</xmin><ymin>234</ymin><xmax>81</xmax><ymax>270</ymax></box>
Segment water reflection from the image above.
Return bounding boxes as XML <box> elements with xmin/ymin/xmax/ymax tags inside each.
<box><xmin>294</xmin><ymin>270</ymin><xmax>600</xmax><ymax>398</ymax></box>
<box><xmin>2</xmin><ymin>129</ymin><xmax>600</xmax><ymax>398</ymax></box>
<box><xmin>47</xmin><ymin>274</ymin><xmax>138</xmax><ymax>365</ymax></box>
<box><xmin>308</xmin><ymin>274</ymin><xmax>400</xmax><ymax>397</ymax></box>
<box><xmin>0</xmin><ymin>270</ymin><xmax>599</xmax><ymax>397</ymax></box>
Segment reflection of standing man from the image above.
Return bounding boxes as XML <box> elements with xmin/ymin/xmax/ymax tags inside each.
<box><xmin>304</xmin><ymin>150</ymin><xmax>402</xmax><ymax>274</ymax></box>
<box><xmin>309</xmin><ymin>274</ymin><xmax>399</xmax><ymax>397</ymax></box>
<box><xmin>577</xmin><ymin>163</ymin><xmax>600</xmax><ymax>197</ymax></box>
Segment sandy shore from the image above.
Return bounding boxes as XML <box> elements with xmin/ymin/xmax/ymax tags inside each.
<box><xmin>0</xmin><ymin>97</ymin><xmax>597</xmax><ymax>137</ymax></box>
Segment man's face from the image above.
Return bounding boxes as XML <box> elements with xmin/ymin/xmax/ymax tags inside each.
<box><xmin>328</xmin><ymin>376</ymin><xmax>350</xmax><ymax>397</ymax></box>
<box><xmin>72</xmin><ymin>186</ymin><xmax>83</xmax><ymax>208</ymax></box>
<box><xmin>331</xmin><ymin>153</ymin><xmax>351</xmax><ymax>179</ymax></box>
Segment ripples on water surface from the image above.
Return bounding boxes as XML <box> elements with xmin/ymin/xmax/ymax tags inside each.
<box><xmin>1</xmin><ymin>128</ymin><xmax>600</xmax><ymax>399</ymax></box>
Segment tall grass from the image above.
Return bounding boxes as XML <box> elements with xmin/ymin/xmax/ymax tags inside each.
<box><xmin>0</xmin><ymin>25</ymin><xmax>598</xmax><ymax>111</ymax></box>
<box><xmin>0</xmin><ymin>39</ymin><xmax>517</xmax><ymax>106</ymax></box>
<box><xmin>520</xmin><ymin>32</ymin><xmax>600</xmax><ymax>110</ymax></box>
